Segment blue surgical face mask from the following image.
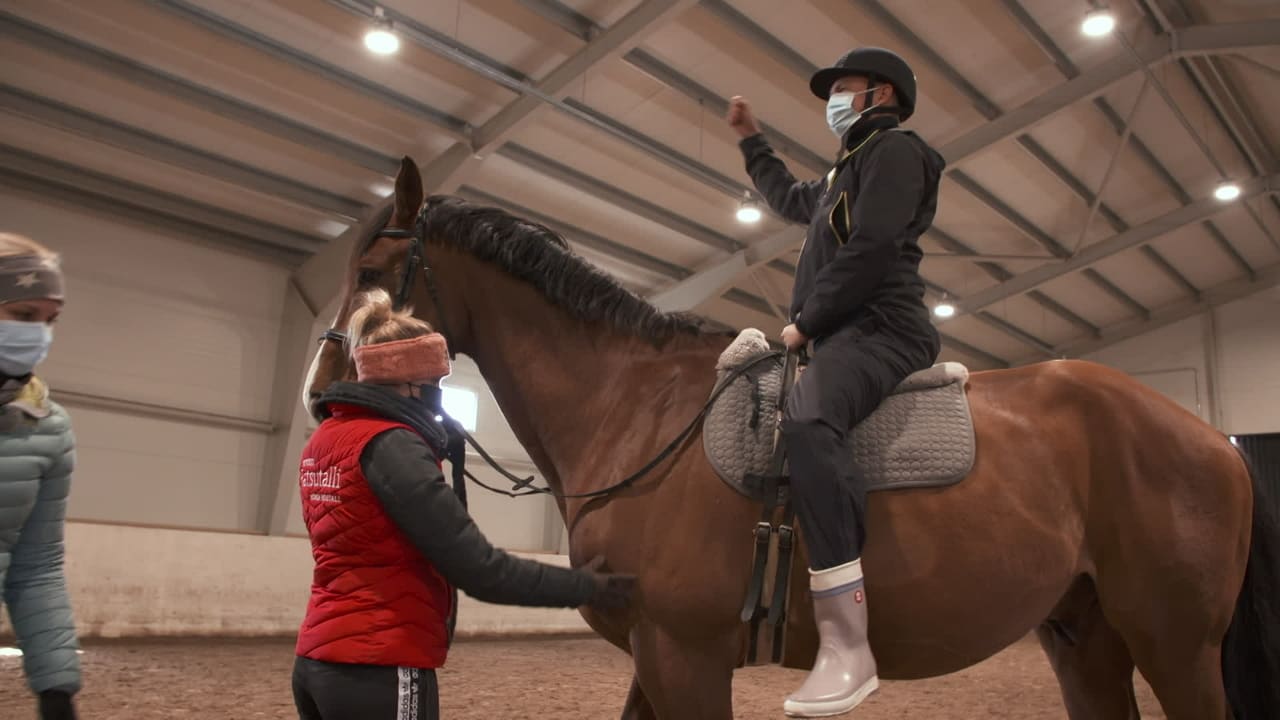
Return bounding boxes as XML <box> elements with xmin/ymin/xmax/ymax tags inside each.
<box><xmin>0</xmin><ymin>320</ymin><xmax>53</xmax><ymax>376</ymax></box>
<box><xmin>826</xmin><ymin>88</ymin><xmax>880</xmax><ymax>138</ymax></box>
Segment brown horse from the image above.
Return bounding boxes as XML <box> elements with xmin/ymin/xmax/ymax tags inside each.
<box><xmin>305</xmin><ymin>157</ymin><xmax>1278</xmax><ymax>720</ymax></box>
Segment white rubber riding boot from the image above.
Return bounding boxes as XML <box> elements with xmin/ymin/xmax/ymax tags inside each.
<box><xmin>783</xmin><ymin>558</ymin><xmax>879</xmax><ymax>717</ymax></box>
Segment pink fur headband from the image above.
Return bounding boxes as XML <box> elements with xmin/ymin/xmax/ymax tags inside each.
<box><xmin>354</xmin><ymin>334</ymin><xmax>451</xmax><ymax>385</ymax></box>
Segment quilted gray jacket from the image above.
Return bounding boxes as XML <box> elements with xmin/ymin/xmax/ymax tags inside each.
<box><xmin>0</xmin><ymin>376</ymin><xmax>81</xmax><ymax>695</ymax></box>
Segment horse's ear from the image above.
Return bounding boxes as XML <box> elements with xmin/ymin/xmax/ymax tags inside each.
<box><xmin>392</xmin><ymin>156</ymin><xmax>424</xmax><ymax>227</ymax></box>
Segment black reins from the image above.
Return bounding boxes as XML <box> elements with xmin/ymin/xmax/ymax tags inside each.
<box><xmin>455</xmin><ymin>350</ymin><xmax>784</xmax><ymax>500</ymax></box>
<box><xmin>318</xmin><ymin>204</ymin><xmax>786</xmax><ymax>502</ymax></box>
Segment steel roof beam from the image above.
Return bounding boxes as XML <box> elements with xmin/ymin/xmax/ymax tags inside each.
<box><xmin>937</xmin><ymin>332</ymin><xmax>1011</xmax><ymax>369</ymax></box>
<box><xmin>923</xmin><ymin>279</ymin><xmax>1057</xmax><ymax>358</ymax></box>
<box><xmin>955</xmin><ymin>173</ymin><xmax>1280</xmax><ymax>316</ymax></box>
<box><xmin>927</xmin><ymin>228</ymin><xmax>1100</xmax><ymax>335</ymax></box>
<box><xmin>648</xmin><ymin>227</ymin><xmax>801</xmax><ymax>312</ymax></box>
<box><xmin>520</xmin><ymin>0</ymin><xmax>831</xmax><ymax>175</ymax></box>
<box><xmin>0</xmin><ymin>145</ymin><xmax>317</xmax><ymax>263</ymax></box>
<box><xmin>495</xmin><ymin>143</ymin><xmax>797</xmax><ymax>277</ymax></box>
<box><xmin>1001</xmin><ymin>0</ymin><xmax>1256</xmax><ymax>287</ymax></box>
<box><xmin>937</xmin><ymin>17</ymin><xmax>1280</xmax><ymax>165</ymax></box>
<box><xmin>1137</xmin><ymin>0</ymin><xmax>1279</xmax><ymax>261</ymax></box>
<box><xmin>329</xmin><ymin>0</ymin><xmax>700</xmax><ymax>195</ymax></box>
<box><xmin>498</xmin><ymin>144</ymin><xmax>739</xmax><ymax>253</ymax></box>
<box><xmin>698</xmin><ymin>0</ymin><xmax>819</xmax><ymax>78</ymax></box>
<box><xmin>154</xmin><ymin>0</ymin><xmax>470</xmax><ymax>136</ymax></box>
<box><xmin>1053</xmin><ymin>260</ymin><xmax>1280</xmax><ymax>359</ymax></box>
<box><xmin>0</xmin><ymin>10</ymin><xmax>403</xmax><ymax>174</ymax></box>
<box><xmin>0</xmin><ymin>84</ymin><xmax>368</xmax><ymax>222</ymax></box>
<box><xmin>309</xmin><ymin>0</ymin><xmax>769</xmax><ymax>204</ymax></box>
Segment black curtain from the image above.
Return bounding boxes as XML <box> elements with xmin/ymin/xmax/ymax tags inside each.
<box><xmin>1235</xmin><ymin>433</ymin><xmax>1280</xmax><ymax>520</ymax></box>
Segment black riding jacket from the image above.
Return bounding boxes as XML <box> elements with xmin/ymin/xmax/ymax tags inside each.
<box><xmin>740</xmin><ymin>114</ymin><xmax>944</xmax><ymax>357</ymax></box>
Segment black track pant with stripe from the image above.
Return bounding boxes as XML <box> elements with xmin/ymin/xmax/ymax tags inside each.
<box><xmin>292</xmin><ymin>656</ymin><xmax>439</xmax><ymax>720</ymax></box>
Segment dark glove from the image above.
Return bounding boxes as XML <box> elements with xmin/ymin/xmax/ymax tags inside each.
<box><xmin>38</xmin><ymin>690</ymin><xmax>76</xmax><ymax>720</ymax></box>
<box><xmin>580</xmin><ymin>556</ymin><xmax>637</xmax><ymax>610</ymax></box>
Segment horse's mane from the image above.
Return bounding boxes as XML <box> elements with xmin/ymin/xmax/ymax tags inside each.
<box><xmin>391</xmin><ymin>195</ymin><xmax>734</xmax><ymax>344</ymax></box>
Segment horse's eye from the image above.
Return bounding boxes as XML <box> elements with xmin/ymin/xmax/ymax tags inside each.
<box><xmin>357</xmin><ymin>268</ymin><xmax>382</xmax><ymax>286</ymax></box>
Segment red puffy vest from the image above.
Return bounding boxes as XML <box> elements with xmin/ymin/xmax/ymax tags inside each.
<box><xmin>295</xmin><ymin>403</ymin><xmax>454</xmax><ymax>668</ymax></box>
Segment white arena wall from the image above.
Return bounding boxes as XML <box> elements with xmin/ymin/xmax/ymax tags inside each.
<box><xmin>16</xmin><ymin>522</ymin><xmax>589</xmax><ymax>639</ymax></box>
<box><xmin>1081</xmin><ymin>291</ymin><xmax>1280</xmax><ymax>436</ymax></box>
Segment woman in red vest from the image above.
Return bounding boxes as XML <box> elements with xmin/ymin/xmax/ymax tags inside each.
<box><xmin>292</xmin><ymin>288</ymin><xmax>634</xmax><ymax>720</ymax></box>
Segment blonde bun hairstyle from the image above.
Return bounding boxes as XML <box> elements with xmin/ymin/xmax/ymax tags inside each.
<box><xmin>346</xmin><ymin>288</ymin><xmax>435</xmax><ymax>355</ymax></box>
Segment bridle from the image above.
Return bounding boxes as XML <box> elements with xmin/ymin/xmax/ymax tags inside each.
<box><xmin>317</xmin><ymin>204</ymin><xmax>455</xmax><ymax>355</ymax></box>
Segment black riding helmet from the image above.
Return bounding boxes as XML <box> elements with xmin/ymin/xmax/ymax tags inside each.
<box><xmin>809</xmin><ymin>47</ymin><xmax>917</xmax><ymax>120</ymax></box>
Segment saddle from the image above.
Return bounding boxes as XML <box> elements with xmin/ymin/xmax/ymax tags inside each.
<box><xmin>703</xmin><ymin>329</ymin><xmax>977</xmax><ymax>667</ymax></box>
<box><xmin>704</xmin><ymin>329</ymin><xmax>976</xmax><ymax>499</ymax></box>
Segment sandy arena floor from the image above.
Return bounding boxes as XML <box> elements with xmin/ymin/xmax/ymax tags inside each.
<box><xmin>0</xmin><ymin>634</ymin><xmax>1165</xmax><ymax>718</ymax></box>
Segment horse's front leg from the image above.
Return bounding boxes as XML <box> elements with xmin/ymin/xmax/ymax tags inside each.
<box><xmin>628</xmin><ymin>621</ymin><xmax>738</xmax><ymax>720</ymax></box>
<box><xmin>621</xmin><ymin>674</ymin><xmax>658</xmax><ymax>720</ymax></box>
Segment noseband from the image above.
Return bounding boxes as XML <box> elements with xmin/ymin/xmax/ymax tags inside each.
<box><xmin>318</xmin><ymin>205</ymin><xmax>455</xmax><ymax>356</ymax></box>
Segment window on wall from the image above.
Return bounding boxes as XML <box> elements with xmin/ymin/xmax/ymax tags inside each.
<box><xmin>441</xmin><ymin>384</ymin><xmax>478</xmax><ymax>431</ymax></box>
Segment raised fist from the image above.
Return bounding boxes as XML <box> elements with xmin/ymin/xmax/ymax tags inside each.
<box><xmin>726</xmin><ymin>96</ymin><xmax>761</xmax><ymax>139</ymax></box>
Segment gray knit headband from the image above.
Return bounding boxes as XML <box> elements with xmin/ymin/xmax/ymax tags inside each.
<box><xmin>0</xmin><ymin>254</ymin><xmax>65</xmax><ymax>304</ymax></box>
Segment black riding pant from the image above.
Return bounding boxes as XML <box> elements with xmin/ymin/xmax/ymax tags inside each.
<box><xmin>292</xmin><ymin>656</ymin><xmax>439</xmax><ymax>720</ymax></box>
<box><xmin>782</xmin><ymin>321</ymin><xmax>933</xmax><ymax>570</ymax></box>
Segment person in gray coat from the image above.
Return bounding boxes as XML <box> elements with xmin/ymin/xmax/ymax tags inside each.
<box><xmin>0</xmin><ymin>233</ymin><xmax>79</xmax><ymax>720</ymax></box>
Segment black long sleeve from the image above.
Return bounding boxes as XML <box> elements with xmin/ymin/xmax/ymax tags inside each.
<box><xmin>795</xmin><ymin>133</ymin><xmax>926</xmax><ymax>339</ymax></box>
<box><xmin>360</xmin><ymin>429</ymin><xmax>595</xmax><ymax>608</ymax></box>
<box><xmin>739</xmin><ymin>133</ymin><xmax>823</xmax><ymax>224</ymax></box>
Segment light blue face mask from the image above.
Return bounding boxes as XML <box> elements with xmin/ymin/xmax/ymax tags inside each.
<box><xmin>826</xmin><ymin>88</ymin><xmax>881</xmax><ymax>138</ymax></box>
<box><xmin>0</xmin><ymin>320</ymin><xmax>53</xmax><ymax>376</ymax></box>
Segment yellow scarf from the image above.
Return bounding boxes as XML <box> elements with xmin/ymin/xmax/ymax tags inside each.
<box><xmin>8</xmin><ymin>376</ymin><xmax>51</xmax><ymax>419</ymax></box>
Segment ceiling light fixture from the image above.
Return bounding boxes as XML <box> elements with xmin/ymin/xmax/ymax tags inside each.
<box><xmin>736</xmin><ymin>193</ymin><xmax>762</xmax><ymax>224</ymax></box>
<box><xmin>933</xmin><ymin>297</ymin><xmax>956</xmax><ymax>318</ymax></box>
<box><xmin>364</xmin><ymin>7</ymin><xmax>400</xmax><ymax>56</ymax></box>
<box><xmin>1081</xmin><ymin>9</ymin><xmax>1116</xmax><ymax>37</ymax></box>
<box><xmin>1213</xmin><ymin>181</ymin><xmax>1241</xmax><ymax>202</ymax></box>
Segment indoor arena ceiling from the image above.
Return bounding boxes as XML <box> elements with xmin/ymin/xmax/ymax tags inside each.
<box><xmin>2</xmin><ymin>0</ymin><xmax>1278</xmax><ymax>369</ymax></box>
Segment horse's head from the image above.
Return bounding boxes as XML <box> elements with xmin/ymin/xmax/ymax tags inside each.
<box><xmin>304</xmin><ymin>155</ymin><xmax>463</xmax><ymax>419</ymax></box>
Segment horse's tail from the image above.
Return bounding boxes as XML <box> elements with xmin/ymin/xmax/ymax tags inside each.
<box><xmin>1222</xmin><ymin>442</ymin><xmax>1280</xmax><ymax>719</ymax></box>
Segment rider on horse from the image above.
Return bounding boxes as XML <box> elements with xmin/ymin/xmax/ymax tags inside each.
<box><xmin>729</xmin><ymin>47</ymin><xmax>946</xmax><ymax>716</ymax></box>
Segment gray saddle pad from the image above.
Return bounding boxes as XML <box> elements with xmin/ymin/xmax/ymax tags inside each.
<box><xmin>703</xmin><ymin>329</ymin><xmax>976</xmax><ymax>500</ymax></box>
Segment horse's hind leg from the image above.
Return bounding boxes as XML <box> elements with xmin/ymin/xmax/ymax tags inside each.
<box><xmin>621</xmin><ymin>675</ymin><xmax>657</xmax><ymax>720</ymax></box>
<box><xmin>1095</xmin><ymin>559</ymin><xmax>1235</xmax><ymax>719</ymax></box>
<box><xmin>1123</xmin><ymin>632</ymin><xmax>1230</xmax><ymax>720</ymax></box>
<box><xmin>630</xmin><ymin>623</ymin><xmax>736</xmax><ymax>720</ymax></box>
<box><xmin>1037</xmin><ymin>580</ymin><xmax>1140</xmax><ymax>719</ymax></box>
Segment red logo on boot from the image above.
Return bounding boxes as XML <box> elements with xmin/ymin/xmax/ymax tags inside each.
<box><xmin>854</xmin><ymin>590</ymin><xmax>864</xmax><ymax>604</ymax></box>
